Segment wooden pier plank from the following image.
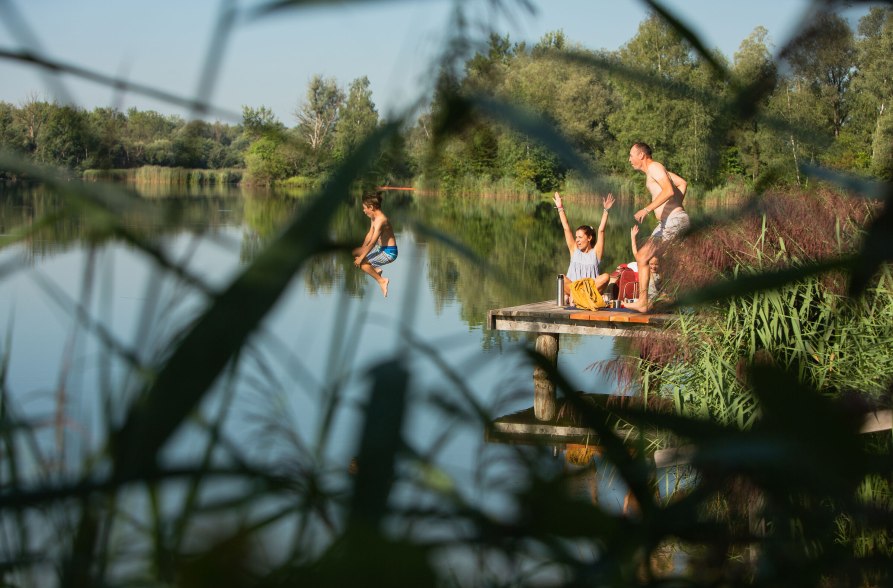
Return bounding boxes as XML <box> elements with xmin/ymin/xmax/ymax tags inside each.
<box><xmin>489</xmin><ymin>300</ymin><xmax>674</xmax><ymax>335</ymax></box>
<box><xmin>486</xmin><ymin>300</ymin><xmax>675</xmax><ymax>423</ymax></box>
<box><xmin>652</xmin><ymin>410</ymin><xmax>893</xmax><ymax>468</ymax></box>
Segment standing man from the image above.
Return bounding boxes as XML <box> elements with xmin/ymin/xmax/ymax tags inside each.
<box><xmin>625</xmin><ymin>142</ymin><xmax>689</xmax><ymax>313</ymax></box>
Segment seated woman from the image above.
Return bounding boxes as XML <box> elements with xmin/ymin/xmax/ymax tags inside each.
<box><xmin>553</xmin><ymin>191</ymin><xmax>614</xmax><ymax>303</ymax></box>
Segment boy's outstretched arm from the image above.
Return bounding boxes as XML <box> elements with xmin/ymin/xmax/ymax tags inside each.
<box><xmin>354</xmin><ymin>218</ymin><xmax>383</xmax><ymax>266</ymax></box>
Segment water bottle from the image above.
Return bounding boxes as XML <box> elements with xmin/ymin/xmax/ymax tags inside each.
<box><xmin>557</xmin><ymin>274</ymin><xmax>565</xmax><ymax>306</ymax></box>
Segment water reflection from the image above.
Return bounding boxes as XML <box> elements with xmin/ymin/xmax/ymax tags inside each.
<box><xmin>0</xmin><ymin>183</ymin><xmax>676</xmax><ymax>305</ymax></box>
<box><xmin>0</xmin><ymin>182</ymin><xmax>658</xmax><ymax>580</ymax></box>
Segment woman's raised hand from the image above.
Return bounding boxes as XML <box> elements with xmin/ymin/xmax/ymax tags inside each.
<box><xmin>553</xmin><ymin>192</ymin><xmax>563</xmax><ymax>209</ymax></box>
<box><xmin>603</xmin><ymin>193</ymin><xmax>615</xmax><ymax>210</ymax></box>
<box><xmin>631</xmin><ymin>225</ymin><xmax>639</xmax><ymax>238</ymax></box>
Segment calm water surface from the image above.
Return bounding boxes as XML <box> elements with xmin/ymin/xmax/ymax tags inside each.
<box><xmin>0</xmin><ymin>183</ymin><xmax>670</xmax><ymax>578</ymax></box>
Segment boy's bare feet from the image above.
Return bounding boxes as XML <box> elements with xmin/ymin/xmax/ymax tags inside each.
<box><xmin>379</xmin><ymin>277</ymin><xmax>389</xmax><ymax>298</ymax></box>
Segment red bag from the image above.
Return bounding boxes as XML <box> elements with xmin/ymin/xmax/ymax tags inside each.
<box><xmin>616</xmin><ymin>265</ymin><xmax>639</xmax><ymax>300</ymax></box>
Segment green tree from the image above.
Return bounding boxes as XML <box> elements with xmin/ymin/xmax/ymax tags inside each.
<box><xmin>849</xmin><ymin>7</ymin><xmax>893</xmax><ymax>177</ymax></box>
<box><xmin>0</xmin><ymin>101</ymin><xmax>20</xmax><ymax>179</ymax></box>
<box><xmin>294</xmin><ymin>74</ymin><xmax>344</xmax><ymax>152</ymax></box>
<box><xmin>124</xmin><ymin>109</ymin><xmax>180</xmax><ymax>166</ymax></box>
<box><xmin>14</xmin><ymin>92</ymin><xmax>51</xmax><ymax>153</ymax></box>
<box><xmin>503</xmin><ymin>38</ymin><xmax>617</xmax><ymax>167</ymax></box>
<box><xmin>501</xmin><ymin>134</ymin><xmax>562</xmax><ymax>192</ymax></box>
<box><xmin>464</xmin><ymin>32</ymin><xmax>515</xmax><ymax>92</ymax></box>
<box><xmin>244</xmin><ymin>136</ymin><xmax>290</xmax><ymax>185</ymax></box>
<box><xmin>89</xmin><ymin>107</ymin><xmax>128</xmax><ymax>168</ymax></box>
<box><xmin>675</xmin><ymin>52</ymin><xmax>727</xmax><ymax>183</ymax></box>
<box><xmin>171</xmin><ymin>120</ymin><xmax>214</xmax><ymax>168</ymax></box>
<box><xmin>240</xmin><ymin>105</ymin><xmax>283</xmax><ymax>141</ymax></box>
<box><xmin>781</xmin><ymin>11</ymin><xmax>856</xmax><ymax>139</ymax></box>
<box><xmin>144</xmin><ymin>139</ymin><xmax>176</xmax><ymax>166</ymax></box>
<box><xmin>760</xmin><ymin>77</ymin><xmax>830</xmax><ymax>185</ymax></box>
<box><xmin>35</xmin><ymin>104</ymin><xmax>96</xmax><ymax>170</ymax></box>
<box><xmin>404</xmin><ymin>110</ymin><xmax>433</xmax><ymax>177</ymax></box>
<box><xmin>331</xmin><ymin>76</ymin><xmax>379</xmax><ymax>161</ymax></box>
<box><xmin>0</xmin><ymin>101</ymin><xmax>19</xmax><ymax>150</ymax></box>
<box><xmin>729</xmin><ymin>26</ymin><xmax>778</xmax><ymax>182</ymax></box>
<box><xmin>609</xmin><ymin>14</ymin><xmax>719</xmax><ymax>182</ymax></box>
<box><xmin>465</xmin><ymin>123</ymin><xmax>499</xmax><ymax>178</ymax></box>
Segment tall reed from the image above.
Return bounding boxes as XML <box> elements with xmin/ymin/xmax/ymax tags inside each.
<box><xmin>83</xmin><ymin>166</ymin><xmax>243</xmax><ymax>186</ymax></box>
<box><xmin>3</xmin><ymin>0</ymin><xmax>893</xmax><ymax>585</ymax></box>
<box><xmin>629</xmin><ymin>189</ymin><xmax>890</xmax><ymax>422</ymax></box>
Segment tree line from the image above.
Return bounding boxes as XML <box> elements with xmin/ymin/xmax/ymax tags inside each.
<box><xmin>428</xmin><ymin>7</ymin><xmax>893</xmax><ymax>191</ymax></box>
<box><xmin>2</xmin><ymin>7</ymin><xmax>891</xmax><ymax>189</ymax></box>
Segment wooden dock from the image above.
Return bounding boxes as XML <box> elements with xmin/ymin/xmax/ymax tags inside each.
<box><xmin>488</xmin><ymin>300</ymin><xmax>675</xmax><ymax>421</ymax></box>
<box><xmin>488</xmin><ymin>300</ymin><xmax>675</xmax><ymax>338</ymax></box>
<box><xmin>487</xmin><ymin>300</ymin><xmax>893</xmax><ymax>475</ymax></box>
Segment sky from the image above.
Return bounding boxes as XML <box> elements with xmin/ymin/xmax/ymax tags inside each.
<box><xmin>0</xmin><ymin>0</ymin><xmax>871</xmax><ymax>125</ymax></box>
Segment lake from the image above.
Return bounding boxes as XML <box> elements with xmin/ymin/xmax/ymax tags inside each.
<box><xmin>0</xmin><ymin>181</ymin><xmax>675</xmax><ymax>581</ymax></box>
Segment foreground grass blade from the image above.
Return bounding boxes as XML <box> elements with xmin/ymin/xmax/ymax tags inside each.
<box><xmin>112</xmin><ymin>123</ymin><xmax>401</xmax><ymax>479</ymax></box>
<box><xmin>673</xmin><ymin>256</ymin><xmax>856</xmax><ymax>307</ymax></box>
<box><xmin>851</xmin><ymin>183</ymin><xmax>893</xmax><ymax>296</ymax></box>
<box><xmin>347</xmin><ymin>358</ymin><xmax>409</xmax><ymax>529</ymax></box>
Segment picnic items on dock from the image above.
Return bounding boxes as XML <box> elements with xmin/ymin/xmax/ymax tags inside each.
<box><xmin>569</xmin><ymin>277</ymin><xmax>607</xmax><ymax>311</ymax></box>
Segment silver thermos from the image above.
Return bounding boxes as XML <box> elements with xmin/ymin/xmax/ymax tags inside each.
<box><xmin>557</xmin><ymin>274</ymin><xmax>565</xmax><ymax>306</ymax></box>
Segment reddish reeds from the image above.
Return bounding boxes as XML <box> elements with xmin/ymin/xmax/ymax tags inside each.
<box><xmin>627</xmin><ymin>188</ymin><xmax>878</xmax><ymax>375</ymax></box>
<box><xmin>662</xmin><ymin>188</ymin><xmax>874</xmax><ymax>295</ymax></box>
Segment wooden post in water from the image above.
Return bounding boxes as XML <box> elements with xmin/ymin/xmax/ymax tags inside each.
<box><xmin>533</xmin><ymin>333</ymin><xmax>559</xmax><ymax>421</ymax></box>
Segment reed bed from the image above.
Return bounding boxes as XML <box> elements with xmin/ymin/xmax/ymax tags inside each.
<box><xmin>601</xmin><ymin>187</ymin><xmax>893</xmax><ymax>570</ymax></box>
<box><xmin>3</xmin><ymin>0</ymin><xmax>893</xmax><ymax>585</ymax></box>
<box><xmin>414</xmin><ymin>173</ymin><xmax>541</xmax><ymax>198</ymax></box>
<box><xmin>84</xmin><ymin>166</ymin><xmax>243</xmax><ymax>186</ymax></box>
<box><xmin>624</xmin><ymin>189</ymin><xmax>890</xmax><ymax>419</ymax></box>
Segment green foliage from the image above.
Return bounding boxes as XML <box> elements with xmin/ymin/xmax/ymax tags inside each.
<box><xmin>850</xmin><ymin>8</ymin><xmax>893</xmax><ymax>177</ymax></box>
<box><xmin>871</xmin><ymin>109</ymin><xmax>893</xmax><ymax>180</ymax></box>
<box><xmin>35</xmin><ymin>104</ymin><xmax>95</xmax><ymax>170</ymax></box>
<box><xmin>294</xmin><ymin>74</ymin><xmax>344</xmax><ymax>154</ymax></box>
<box><xmin>1</xmin><ymin>7</ymin><xmax>887</xmax><ymax>190</ymax></box>
<box><xmin>641</xmin><ymin>271</ymin><xmax>893</xmax><ymax>426</ymax></box>
<box><xmin>3</xmin><ymin>1</ymin><xmax>893</xmax><ymax>586</ymax></box>
<box><xmin>331</xmin><ymin>76</ymin><xmax>379</xmax><ymax>162</ymax></box>
<box><xmin>608</xmin><ymin>15</ymin><xmax>723</xmax><ymax>182</ymax></box>
<box><xmin>782</xmin><ymin>12</ymin><xmax>856</xmax><ymax>138</ymax></box>
<box><xmin>244</xmin><ymin>135</ymin><xmax>291</xmax><ymax>185</ymax></box>
<box><xmin>83</xmin><ymin>165</ymin><xmax>243</xmax><ymax>186</ymax></box>
<box><xmin>240</xmin><ymin>105</ymin><xmax>283</xmax><ymax>140</ymax></box>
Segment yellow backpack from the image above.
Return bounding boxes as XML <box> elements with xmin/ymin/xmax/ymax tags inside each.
<box><xmin>570</xmin><ymin>277</ymin><xmax>606</xmax><ymax>310</ymax></box>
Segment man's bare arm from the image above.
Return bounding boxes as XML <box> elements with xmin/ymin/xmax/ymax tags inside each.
<box><xmin>668</xmin><ymin>170</ymin><xmax>687</xmax><ymax>199</ymax></box>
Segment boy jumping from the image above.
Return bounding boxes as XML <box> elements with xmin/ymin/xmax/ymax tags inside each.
<box><xmin>353</xmin><ymin>191</ymin><xmax>397</xmax><ymax>298</ymax></box>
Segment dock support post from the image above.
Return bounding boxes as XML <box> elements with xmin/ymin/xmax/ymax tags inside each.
<box><xmin>533</xmin><ymin>333</ymin><xmax>559</xmax><ymax>421</ymax></box>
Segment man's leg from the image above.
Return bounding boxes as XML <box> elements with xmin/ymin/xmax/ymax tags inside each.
<box><xmin>625</xmin><ymin>239</ymin><xmax>657</xmax><ymax>313</ymax></box>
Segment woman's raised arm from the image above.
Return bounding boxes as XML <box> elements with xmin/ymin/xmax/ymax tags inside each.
<box><xmin>553</xmin><ymin>192</ymin><xmax>575</xmax><ymax>255</ymax></box>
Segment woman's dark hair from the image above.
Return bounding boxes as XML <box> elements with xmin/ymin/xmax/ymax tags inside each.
<box><xmin>576</xmin><ymin>224</ymin><xmax>595</xmax><ymax>246</ymax></box>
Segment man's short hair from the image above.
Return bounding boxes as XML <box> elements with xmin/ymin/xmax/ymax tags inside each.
<box><xmin>632</xmin><ymin>142</ymin><xmax>653</xmax><ymax>158</ymax></box>
<box><xmin>362</xmin><ymin>191</ymin><xmax>383</xmax><ymax>210</ymax></box>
